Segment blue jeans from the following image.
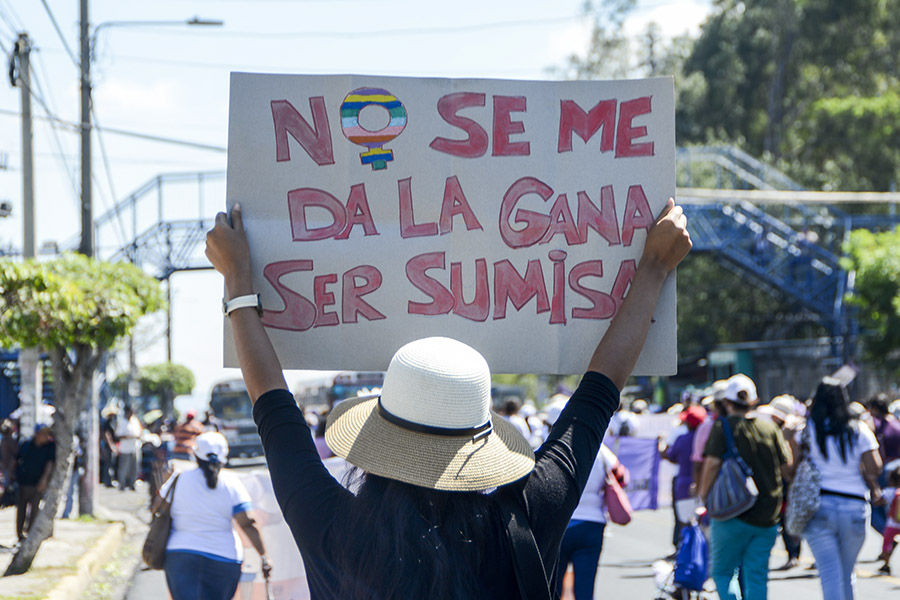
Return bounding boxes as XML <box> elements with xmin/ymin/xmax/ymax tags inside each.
<box><xmin>556</xmin><ymin>521</ymin><xmax>606</xmax><ymax>600</ymax></box>
<box><xmin>164</xmin><ymin>551</ymin><xmax>242</xmax><ymax>600</ymax></box>
<box><xmin>802</xmin><ymin>494</ymin><xmax>869</xmax><ymax>600</ymax></box>
<box><xmin>709</xmin><ymin>518</ymin><xmax>778</xmax><ymax>600</ymax></box>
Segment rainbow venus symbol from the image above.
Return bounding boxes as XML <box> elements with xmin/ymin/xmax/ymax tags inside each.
<box><xmin>340</xmin><ymin>88</ymin><xmax>408</xmax><ymax>171</ymax></box>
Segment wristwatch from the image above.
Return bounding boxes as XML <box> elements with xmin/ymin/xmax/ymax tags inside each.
<box><xmin>223</xmin><ymin>294</ymin><xmax>263</xmax><ymax>317</ymax></box>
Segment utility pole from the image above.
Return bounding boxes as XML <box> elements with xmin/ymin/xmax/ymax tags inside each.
<box><xmin>11</xmin><ymin>33</ymin><xmax>42</xmax><ymax>440</ymax></box>
<box><xmin>78</xmin><ymin>0</ymin><xmax>99</xmax><ymax>517</ymax></box>
<box><xmin>79</xmin><ymin>0</ymin><xmax>92</xmax><ymax>257</ymax></box>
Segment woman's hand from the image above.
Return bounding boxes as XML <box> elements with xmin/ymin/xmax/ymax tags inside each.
<box><xmin>640</xmin><ymin>198</ymin><xmax>692</xmax><ymax>277</ymax></box>
<box><xmin>206</xmin><ymin>203</ymin><xmax>252</xmax><ymax>294</ymax></box>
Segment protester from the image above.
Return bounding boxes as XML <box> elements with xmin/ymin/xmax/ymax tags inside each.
<box><xmin>62</xmin><ymin>432</ymin><xmax>83</xmax><ymax>519</ymax></box>
<box><xmin>663</xmin><ymin>405</ymin><xmax>706</xmax><ymax>553</ymax></box>
<box><xmin>0</xmin><ymin>419</ymin><xmax>17</xmax><ymax>491</ymax></box>
<box><xmin>877</xmin><ymin>467</ymin><xmax>900</xmax><ymax>575</ymax></box>
<box><xmin>202</xmin><ymin>409</ymin><xmax>223</xmax><ymax>432</ymax></box>
<box><xmin>691</xmin><ymin>381</ymin><xmax>728</xmax><ymax>495</ymax></box>
<box><xmin>156</xmin><ymin>432</ymin><xmax>271</xmax><ymax>600</ymax></box>
<box><xmin>609</xmin><ymin>401</ymin><xmax>640</xmax><ymax>436</ymax></box>
<box><xmin>204</xmin><ymin>197</ymin><xmax>691</xmax><ymax>598</ymax></box>
<box><xmin>557</xmin><ymin>442</ymin><xmax>623</xmax><ymax>599</ymax></box>
<box><xmin>758</xmin><ymin>394</ymin><xmax>804</xmax><ymax>570</ymax></box>
<box><xmin>866</xmin><ymin>393</ymin><xmax>900</xmax><ymax>536</ymax></box>
<box><xmin>100</xmin><ymin>406</ymin><xmax>118</xmax><ymax>488</ymax></box>
<box><xmin>795</xmin><ymin>379</ymin><xmax>883</xmax><ymax>600</ymax></box>
<box><xmin>172</xmin><ymin>409</ymin><xmax>206</xmax><ymax>460</ymax></box>
<box><xmin>15</xmin><ymin>424</ymin><xmax>55</xmax><ymax>541</ymax></box>
<box><xmin>867</xmin><ymin>393</ymin><xmax>900</xmax><ymax>466</ymax></box>
<box><xmin>115</xmin><ymin>405</ymin><xmax>143</xmax><ymax>490</ymax></box>
<box><xmin>699</xmin><ymin>373</ymin><xmax>793</xmax><ymax>600</ymax></box>
<box><xmin>500</xmin><ymin>399</ymin><xmax>532</xmax><ymax>441</ymax></box>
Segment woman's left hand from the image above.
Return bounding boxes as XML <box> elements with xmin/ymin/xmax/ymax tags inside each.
<box><xmin>205</xmin><ymin>203</ymin><xmax>252</xmax><ymax>289</ymax></box>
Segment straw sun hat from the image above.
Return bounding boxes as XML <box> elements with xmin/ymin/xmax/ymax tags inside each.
<box><xmin>325</xmin><ymin>337</ymin><xmax>535</xmax><ymax>492</ymax></box>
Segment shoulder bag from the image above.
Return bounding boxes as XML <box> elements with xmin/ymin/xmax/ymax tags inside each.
<box><xmin>785</xmin><ymin>424</ymin><xmax>821</xmax><ymax>536</ymax></box>
<box><xmin>499</xmin><ymin>490</ymin><xmax>553</xmax><ymax>600</ymax></box>
<box><xmin>142</xmin><ymin>473</ymin><xmax>180</xmax><ymax>570</ymax></box>
<box><xmin>707</xmin><ymin>418</ymin><xmax>759</xmax><ymax>521</ymax></box>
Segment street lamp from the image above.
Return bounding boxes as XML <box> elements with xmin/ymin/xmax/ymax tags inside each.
<box><xmin>79</xmin><ymin>8</ymin><xmax>224</xmax><ymax>257</ymax></box>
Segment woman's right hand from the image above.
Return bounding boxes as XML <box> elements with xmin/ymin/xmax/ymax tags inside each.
<box><xmin>640</xmin><ymin>198</ymin><xmax>692</xmax><ymax>276</ymax></box>
<box><xmin>205</xmin><ymin>203</ymin><xmax>252</xmax><ymax>290</ymax></box>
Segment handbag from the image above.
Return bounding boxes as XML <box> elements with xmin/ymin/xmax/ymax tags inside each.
<box><xmin>673</xmin><ymin>523</ymin><xmax>709</xmax><ymax>591</ymax></box>
<box><xmin>604</xmin><ymin>469</ymin><xmax>634</xmax><ymax>525</ymax></box>
<box><xmin>142</xmin><ymin>473</ymin><xmax>180</xmax><ymax>570</ymax></box>
<box><xmin>707</xmin><ymin>418</ymin><xmax>759</xmax><ymax>521</ymax></box>
<box><xmin>785</xmin><ymin>425</ymin><xmax>820</xmax><ymax>536</ymax></box>
<box><xmin>499</xmin><ymin>490</ymin><xmax>553</xmax><ymax>600</ymax></box>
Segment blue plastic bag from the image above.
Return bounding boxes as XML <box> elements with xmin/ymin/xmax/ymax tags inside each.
<box><xmin>673</xmin><ymin>523</ymin><xmax>708</xmax><ymax>591</ymax></box>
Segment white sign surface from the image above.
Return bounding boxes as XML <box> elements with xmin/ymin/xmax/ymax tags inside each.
<box><xmin>225</xmin><ymin>73</ymin><xmax>676</xmax><ymax>374</ymax></box>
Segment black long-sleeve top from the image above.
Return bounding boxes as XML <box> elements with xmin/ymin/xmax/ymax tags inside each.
<box><xmin>253</xmin><ymin>370</ymin><xmax>619</xmax><ymax>599</ymax></box>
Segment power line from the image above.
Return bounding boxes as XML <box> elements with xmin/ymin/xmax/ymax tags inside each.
<box><xmin>0</xmin><ymin>107</ymin><xmax>227</xmax><ymax>153</ymax></box>
<box><xmin>128</xmin><ymin>13</ymin><xmax>587</xmax><ymax>40</ymax></box>
<box><xmin>39</xmin><ymin>0</ymin><xmax>78</xmax><ymax>67</ymax></box>
<box><xmin>91</xmin><ymin>106</ymin><xmax>130</xmax><ymax>246</ymax></box>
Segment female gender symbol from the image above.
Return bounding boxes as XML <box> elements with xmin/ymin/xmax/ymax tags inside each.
<box><xmin>340</xmin><ymin>87</ymin><xmax>408</xmax><ymax>171</ymax></box>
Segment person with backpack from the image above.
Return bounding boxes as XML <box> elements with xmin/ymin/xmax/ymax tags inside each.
<box><xmin>699</xmin><ymin>374</ymin><xmax>793</xmax><ymax>600</ymax></box>
<box><xmin>204</xmin><ymin>198</ymin><xmax>691</xmax><ymax>599</ymax></box>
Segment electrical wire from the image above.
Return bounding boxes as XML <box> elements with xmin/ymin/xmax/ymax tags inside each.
<box><xmin>0</xmin><ymin>107</ymin><xmax>227</xmax><ymax>153</ymax></box>
<box><xmin>91</xmin><ymin>106</ymin><xmax>131</xmax><ymax>246</ymax></box>
<box><xmin>30</xmin><ymin>53</ymin><xmax>82</xmax><ymax>208</ymax></box>
<box><xmin>39</xmin><ymin>0</ymin><xmax>79</xmax><ymax>67</ymax></box>
<box><xmin>127</xmin><ymin>13</ymin><xmax>586</xmax><ymax>40</ymax></box>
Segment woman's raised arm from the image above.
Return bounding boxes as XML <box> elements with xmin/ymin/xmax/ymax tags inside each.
<box><xmin>587</xmin><ymin>198</ymin><xmax>691</xmax><ymax>389</ymax></box>
<box><xmin>205</xmin><ymin>203</ymin><xmax>288</xmax><ymax>402</ymax></box>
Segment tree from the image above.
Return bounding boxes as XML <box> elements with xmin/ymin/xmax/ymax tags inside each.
<box><xmin>113</xmin><ymin>362</ymin><xmax>195</xmax><ymax>419</ymax></box>
<box><xmin>842</xmin><ymin>227</ymin><xmax>900</xmax><ymax>374</ymax></box>
<box><xmin>0</xmin><ymin>253</ymin><xmax>164</xmax><ymax>575</ymax></box>
<box><xmin>679</xmin><ymin>0</ymin><xmax>900</xmax><ymax>190</ymax></box>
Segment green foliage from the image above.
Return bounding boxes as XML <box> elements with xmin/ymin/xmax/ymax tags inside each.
<box><xmin>0</xmin><ymin>254</ymin><xmax>165</xmax><ymax>351</ymax></box>
<box><xmin>676</xmin><ymin>254</ymin><xmax>827</xmax><ymax>361</ymax></box>
<box><xmin>138</xmin><ymin>362</ymin><xmax>195</xmax><ymax>397</ymax></box>
<box><xmin>786</xmin><ymin>93</ymin><xmax>900</xmax><ymax>191</ymax></box>
<box><xmin>843</xmin><ymin>227</ymin><xmax>900</xmax><ymax>372</ymax></box>
<box><xmin>679</xmin><ymin>0</ymin><xmax>900</xmax><ymax>190</ymax></box>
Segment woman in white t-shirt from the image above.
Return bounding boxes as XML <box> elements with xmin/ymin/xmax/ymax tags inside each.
<box><xmin>794</xmin><ymin>380</ymin><xmax>884</xmax><ymax>600</ymax></box>
<box><xmin>155</xmin><ymin>432</ymin><xmax>271</xmax><ymax>600</ymax></box>
<box><xmin>556</xmin><ymin>443</ymin><xmax>621</xmax><ymax>599</ymax></box>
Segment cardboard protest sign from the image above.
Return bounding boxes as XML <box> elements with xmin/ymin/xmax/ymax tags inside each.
<box><xmin>225</xmin><ymin>73</ymin><xmax>676</xmax><ymax>374</ymax></box>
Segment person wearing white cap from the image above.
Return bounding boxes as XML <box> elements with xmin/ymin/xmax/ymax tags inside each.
<box><xmin>205</xmin><ymin>198</ymin><xmax>691</xmax><ymax>599</ymax></box>
<box><xmin>155</xmin><ymin>432</ymin><xmax>270</xmax><ymax>599</ymax></box>
<box><xmin>698</xmin><ymin>373</ymin><xmax>793</xmax><ymax>600</ymax></box>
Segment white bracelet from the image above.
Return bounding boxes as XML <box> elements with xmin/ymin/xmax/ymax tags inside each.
<box><xmin>223</xmin><ymin>294</ymin><xmax>263</xmax><ymax>316</ymax></box>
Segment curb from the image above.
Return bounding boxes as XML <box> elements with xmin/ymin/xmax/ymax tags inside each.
<box><xmin>45</xmin><ymin>521</ymin><xmax>126</xmax><ymax>600</ymax></box>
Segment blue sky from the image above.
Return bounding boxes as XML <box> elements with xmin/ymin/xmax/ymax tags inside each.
<box><xmin>0</xmin><ymin>0</ymin><xmax>711</xmax><ymax>409</ymax></box>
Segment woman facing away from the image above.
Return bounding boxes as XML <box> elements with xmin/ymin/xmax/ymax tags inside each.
<box><xmin>204</xmin><ymin>198</ymin><xmax>691</xmax><ymax>600</ymax></box>
<box><xmin>154</xmin><ymin>432</ymin><xmax>271</xmax><ymax>600</ymax></box>
<box><xmin>793</xmin><ymin>379</ymin><xmax>884</xmax><ymax>600</ymax></box>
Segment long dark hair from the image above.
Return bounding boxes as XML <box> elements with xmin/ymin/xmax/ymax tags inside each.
<box><xmin>197</xmin><ymin>457</ymin><xmax>222</xmax><ymax>489</ymax></box>
<box><xmin>809</xmin><ymin>381</ymin><xmax>855</xmax><ymax>462</ymax></box>
<box><xmin>335</xmin><ymin>469</ymin><xmax>495</xmax><ymax>600</ymax></box>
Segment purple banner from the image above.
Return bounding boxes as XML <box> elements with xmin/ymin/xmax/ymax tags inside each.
<box><xmin>604</xmin><ymin>435</ymin><xmax>660</xmax><ymax>510</ymax></box>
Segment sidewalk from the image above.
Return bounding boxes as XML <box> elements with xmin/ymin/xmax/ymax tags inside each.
<box><xmin>0</xmin><ymin>483</ymin><xmax>151</xmax><ymax>600</ymax></box>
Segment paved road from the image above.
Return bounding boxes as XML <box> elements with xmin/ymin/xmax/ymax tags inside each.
<box><xmin>124</xmin><ymin>460</ymin><xmax>900</xmax><ymax>599</ymax></box>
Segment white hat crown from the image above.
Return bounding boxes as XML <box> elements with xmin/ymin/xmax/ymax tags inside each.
<box><xmin>380</xmin><ymin>337</ymin><xmax>492</xmax><ymax>429</ymax></box>
<box><xmin>195</xmin><ymin>431</ymin><xmax>229</xmax><ymax>463</ymax></box>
